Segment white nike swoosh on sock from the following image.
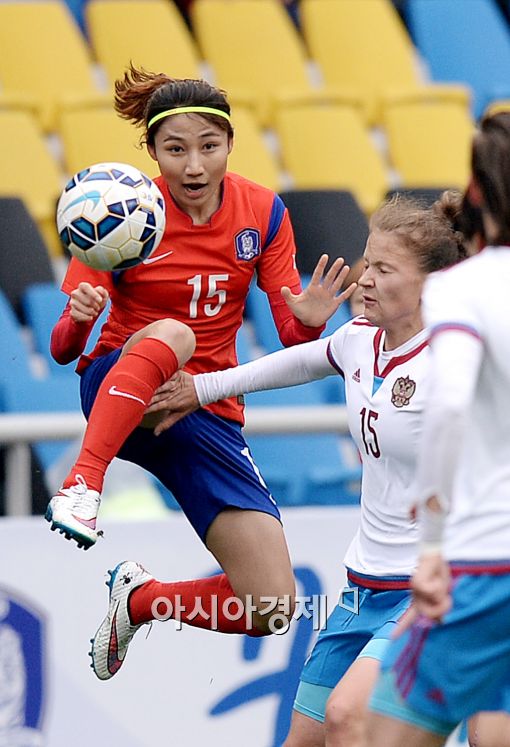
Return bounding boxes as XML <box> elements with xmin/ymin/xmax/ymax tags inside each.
<box><xmin>142</xmin><ymin>251</ymin><xmax>173</xmax><ymax>265</ymax></box>
<box><xmin>108</xmin><ymin>386</ymin><xmax>147</xmax><ymax>405</ymax></box>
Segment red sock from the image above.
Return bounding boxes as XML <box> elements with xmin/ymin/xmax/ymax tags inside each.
<box><xmin>129</xmin><ymin>573</ymin><xmax>267</xmax><ymax>637</ymax></box>
<box><xmin>64</xmin><ymin>338</ymin><xmax>178</xmax><ymax>492</ymax></box>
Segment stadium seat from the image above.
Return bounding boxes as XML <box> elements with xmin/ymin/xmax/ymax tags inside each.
<box><xmin>382</xmin><ymin>91</ymin><xmax>474</xmax><ymax>190</ymax></box>
<box><xmin>246</xmin><ymin>380</ymin><xmax>332</xmax><ymax>408</ymax></box>
<box><xmin>244</xmin><ymin>281</ymin><xmax>281</xmax><ymax>354</ymax></box>
<box><xmin>0</xmin><ymin>92</ymin><xmax>39</xmax><ymax>118</ymax></box>
<box><xmin>321</xmin><ymin>297</ymin><xmax>353</xmax><ymax>342</ymax></box>
<box><xmin>299</xmin><ymin>0</ymin><xmax>468</xmax><ymax>125</ymax></box>
<box><xmin>0</xmin><ymin>288</ymin><xmax>34</xmax><ymax>397</ymax></box>
<box><xmin>236</xmin><ymin>322</ymin><xmax>255</xmax><ymax>365</ymax></box>
<box><xmin>191</xmin><ymin>0</ymin><xmax>316</xmax><ymax>125</ymax></box>
<box><xmin>58</xmin><ymin>102</ymin><xmax>158</xmax><ymax>177</ymax></box>
<box><xmin>245</xmin><ymin>387</ymin><xmax>361</xmax><ymax>505</ymax></box>
<box><xmin>405</xmin><ymin>0</ymin><xmax>510</xmax><ymax>119</ymax></box>
<box><xmin>275</xmin><ymin>103</ymin><xmax>389</xmax><ymax>214</ymax></box>
<box><xmin>0</xmin><ymin>110</ymin><xmax>66</xmax><ymax>257</ymax></box>
<box><xmin>0</xmin><ymin>1</ymin><xmax>107</xmax><ymax>132</ymax></box>
<box><xmin>227</xmin><ymin>107</ymin><xmax>283</xmax><ymax>192</ymax></box>
<box><xmin>246</xmin><ymin>272</ymin><xmax>355</xmax><ymax>355</ymax></box>
<box><xmin>0</xmin><ymin>198</ymin><xmax>55</xmax><ymax>321</ymax></box>
<box><xmin>385</xmin><ymin>187</ymin><xmax>456</xmax><ymax>207</ymax></box>
<box><xmin>86</xmin><ymin>0</ymin><xmax>201</xmax><ymax>85</ymax></box>
<box><xmin>0</xmin><ymin>376</ymin><xmax>81</xmax><ymax>470</ymax></box>
<box><xmin>22</xmin><ymin>282</ymin><xmax>110</xmax><ymax>377</ymax></box>
<box><xmin>279</xmin><ymin>190</ymin><xmax>369</xmax><ymax>276</ymax></box>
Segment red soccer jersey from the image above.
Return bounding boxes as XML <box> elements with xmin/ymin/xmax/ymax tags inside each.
<box><xmin>60</xmin><ymin>172</ymin><xmax>303</xmax><ymax>423</ymax></box>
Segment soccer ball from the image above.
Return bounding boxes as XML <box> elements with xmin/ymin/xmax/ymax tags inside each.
<box><xmin>57</xmin><ymin>162</ymin><xmax>166</xmax><ymax>271</ymax></box>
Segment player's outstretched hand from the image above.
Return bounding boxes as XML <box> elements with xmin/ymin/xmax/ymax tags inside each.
<box><xmin>69</xmin><ymin>282</ymin><xmax>109</xmax><ymax>323</ymax></box>
<box><xmin>145</xmin><ymin>370</ymin><xmax>199</xmax><ymax>435</ymax></box>
<box><xmin>281</xmin><ymin>254</ymin><xmax>357</xmax><ymax>328</ymax></box>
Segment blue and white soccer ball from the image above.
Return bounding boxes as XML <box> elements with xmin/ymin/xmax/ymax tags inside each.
<box><xmin>57</xmin><ymin>162</ymin><xmax>166</xmax><ymax>271</ymax></box>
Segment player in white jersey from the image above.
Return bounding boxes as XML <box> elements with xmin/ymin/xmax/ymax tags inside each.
<box><xmin>147</xmin><ymin>194</ymin><xmax>467</xmax><ymax>747</ymax></box>
<box><xmin>365</xmin><ymin>111</ymin><xmax>510</xmax><ymax>747</ymax></box>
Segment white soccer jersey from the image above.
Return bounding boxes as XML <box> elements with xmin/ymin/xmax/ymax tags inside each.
<box><xmin>328</xmin><ymin>320</ymin><xmax>429</xmax><ymax>576</ymax></box>
<box><xmin>195</xmin><ymin>317</ymin><xmax>430</xmax><ymax>578</ymax></box>
<box><xmin>418</xmin><ymin>248</ymin><xmax>510</xmax><ymax>562</ymax></box>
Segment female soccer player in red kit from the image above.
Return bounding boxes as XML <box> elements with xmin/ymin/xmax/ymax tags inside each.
<box><xmin>47</xmin><ymin>65</ymin><xmax>354</xmax><ymax>678</ymax></box>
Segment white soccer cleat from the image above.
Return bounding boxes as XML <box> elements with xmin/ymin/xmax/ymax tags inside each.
<box><xmin>89</xmin><ymin>560</ymin><xmax>153</xmax><ymax>681</ymax></box>
<box><xmin>45</xmin><ymin>474</ymin><xmax>101</xmax><ymax>550</ymax></box>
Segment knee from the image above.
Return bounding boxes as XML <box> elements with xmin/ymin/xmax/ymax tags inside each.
<box><xmin>325</xmin><ymin>694</ymin><xmax>363</xmax><ymax>740</ymax></box>
<box><xmin>149</xmin><ymin>318</ymin><xmax>195</xmax><ymax>364</ymax></box>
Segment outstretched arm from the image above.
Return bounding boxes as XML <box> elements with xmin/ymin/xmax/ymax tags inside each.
<box><xmin>147</xmin><ymin>334</ymin><xmax>336</xmax><ymax>435</ymax></box>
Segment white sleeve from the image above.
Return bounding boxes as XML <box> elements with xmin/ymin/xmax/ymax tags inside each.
<box><xmin>415</xmin><ymin>328</ymin><xmax>483</xmax><ymax>545</ymax></box>
<box><xmin>194</xmin><ymin>336</ymin><xmax>336</xmax><ymax>406</ymax></box>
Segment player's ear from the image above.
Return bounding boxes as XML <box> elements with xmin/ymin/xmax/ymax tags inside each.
<box><xmin>227</xmin><ymin>134</ymin><xmax>234</xmax><ymax>155</ymax></box>
<box><xmin>147</xmin><ymin>143</ymin><xmax>158</xmax><ymax>162</ymax></box>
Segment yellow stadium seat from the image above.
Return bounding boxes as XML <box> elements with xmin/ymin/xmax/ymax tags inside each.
<box><xmin>0</xmin><ymin>93</ymin><xmax>39</xmax><ymax>118</ymax></box>
<box><xmin>382</xmin><ymin>91</ymin><xmax>474</xmax><ymax>190</ymax></box>
<box><xmin>191</xmin><ymin>0</ymin><xmax>315</xmax><ymax>125</ymax></box>
<box><xmin>0</xmin><ymin>110</ymin><xmax>64</xmax><ymax>256</ymax></box>
<box><xmin>275</xmin><ymin>103</ymin><xmax>389</xmax><ymax>214</ymax></box>
<box><xmin>0</xmin><ymin>1</ymin><xmax>107</xmax><ymax>132</ymax></box>
<box><xmin>58</xmin><ymin>103</ymin><xmax>158</xmax><ymax>178</ymax></box>
<box><xmin>86</xmin><ymin>0</ymin><xmax>201</xmax><ymax>85</ymax></box>
<box><xmin>227</xmin><ymin>107</ymin><xmax>282</xmax><ymax>191</ymax></box>
<box><xmin>300</xmin><ymin>0</ymin><xmax>469</xmax><ymax>125</ymax></box>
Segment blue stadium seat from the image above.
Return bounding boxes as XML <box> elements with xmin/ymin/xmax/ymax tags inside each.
<box><xmin>236</xmin><ymin>322</ymin><xmax>255</xmax><ymax>364</ymax></box>
<box><xmin>0</xmin><ymin>376</ymin><xmax>81</xmax><ymax>469</ymax></box>
<box><xmin>405</xmin><ymin>0</ymin><xmax>510</xmax><ymax>118</ymax></box>
<box><xmin>22</xmin><ymin>281</ymin><xmax>109</xmax><ymax>376</ymax></box>
<box><xmin>245</xmin><ymin>280</ymin><xmax>281</xmax><ymax>353</ymax></box>
<box><xmin>245</xmin><ymin>380</ymin><xmax>331</xmax><ymax>408</ymax></box>
<box><xmin>246</xmin><ymin>275</ymin><xmax>354</xmax><ymax>358</ymax></box>
<box><xmin>245</xmin><ymin>386</ymin><xmax>361</xmax><ymax>506</ymax></box>
<box><xmin>0</xmin><ymin>288</ymin><xmax>33</xmax><ymax>401</ymax></box>
<box><xmin>246</xmin><ymin>431</ymin><xmax>361</xmax><ymax>506</ymax></box>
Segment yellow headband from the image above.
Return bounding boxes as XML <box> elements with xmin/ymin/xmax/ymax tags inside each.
<box><xmin>147</xmin><ymin>106</ymin><xmax>231</xmax><ymax>130</ymax></box>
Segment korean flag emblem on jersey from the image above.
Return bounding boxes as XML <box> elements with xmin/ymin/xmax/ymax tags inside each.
<box><xmin>235</xmin><ymin>229</ymin><xmax>261</xmax><ymax>261</ymax></box>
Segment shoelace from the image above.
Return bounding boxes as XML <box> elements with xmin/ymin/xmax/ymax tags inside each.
<box><xmin>68</xmin><ymin>475</ymin><xmax>100</xmax><ymax>516</ymax></box>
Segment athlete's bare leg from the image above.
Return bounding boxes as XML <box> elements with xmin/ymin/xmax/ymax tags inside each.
<box><xmin>366</xmin><ymin>711</ymin><xmax>446</xmax><ymax>747</ymax></box>
<box><xmin>205</xmin><ymin>508</ymin><xmax>296</xmax><ymax>633</ymax></box>
<box><xmin>325</xmin><ymin>655</ymin><xmax>381</xmax><ymax>746</ymax></box>
<box><xmin>283</xmin><ymin>710</ymin><xmax>325</xmax><ymax>747</ymax></box>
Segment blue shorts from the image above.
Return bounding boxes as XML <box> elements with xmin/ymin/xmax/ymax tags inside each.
<box><xmin>80</xmin><ymin>348</ymin><xmax>281</xmax><ymax>542</ymax></box>
<box><xmin>294</xmin><ymin>571</ymin><xmax>411</xmax><ymax>723</ymax></box>
<box><xmin>370</xmin><ymin>567</ymin><xmax>510</xmax><ymax>737</ymax></box>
